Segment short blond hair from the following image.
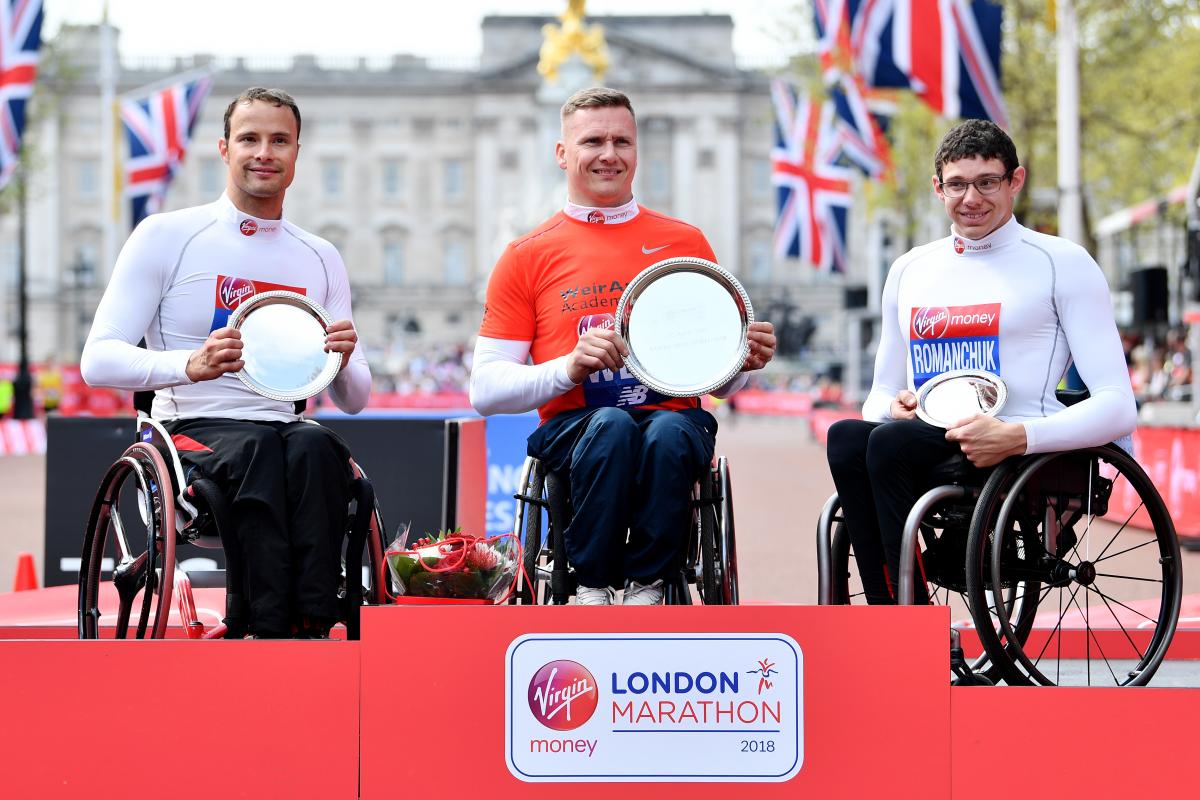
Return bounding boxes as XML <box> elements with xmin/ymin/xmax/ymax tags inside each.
<box><xmin>560</xmin><ymin>87</ymin><xmax>636</xmax><ymax>123</ymax></box>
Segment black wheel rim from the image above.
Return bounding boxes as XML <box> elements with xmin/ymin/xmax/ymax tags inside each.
<box><xmin>988</xmin><ymin>446</ymin><xmax>1181</xmax><ymax>686</ymax></box>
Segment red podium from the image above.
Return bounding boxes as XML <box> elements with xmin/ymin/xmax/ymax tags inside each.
<box><xmin>1</xmin><ymin>605</ymin><xmax>1198</xmax><ymax>799</ymax></box>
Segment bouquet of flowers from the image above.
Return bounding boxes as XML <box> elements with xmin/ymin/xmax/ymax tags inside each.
<box><xmin>385</xmin><ymin>526</ymin><xmax>520</xmax><ymax>604</ymax></box>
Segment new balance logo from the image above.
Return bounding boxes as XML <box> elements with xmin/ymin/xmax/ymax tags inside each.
<box><xmin>641</xmin><ymin>244</ymin><xmax>670</xmax><ymax>255</ymax></box>
<box><xmin>617</xmin><ymin>384</ymin><xmax>650</xmax><ymax>406</ymax></box>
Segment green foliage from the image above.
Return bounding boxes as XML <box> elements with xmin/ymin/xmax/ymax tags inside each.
<box><xmin>785</xmin><ymin>0</ymin><xmax>1200</xmax><ymax>242</ymax></box>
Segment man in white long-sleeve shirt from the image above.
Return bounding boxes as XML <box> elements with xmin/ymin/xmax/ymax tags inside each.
<box><xmin>470</xmin><ymin>87</ymin><xmax>775</xmax><ymax>605</ymax></box>
<box><xmin>81</xmin><ymin>88</ymin><xmax>371</xmax><ymax>637</ymax></box>
<box><xmin>825</xmin><ymin>119</ymin><xmax>1136</xmax><ymax>604</ymax></box>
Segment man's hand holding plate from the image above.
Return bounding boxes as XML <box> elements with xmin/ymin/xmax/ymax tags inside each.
<box><xmin>945</xmin><ymin>414</ymin><xmax>1027</xmax><ymax>468</ymax></box>
<box><xmin>741</xmin><ymin>321</ymin><xmax>776</xmax><ymax>372</ymax></box>
<box><xmin>324</xmin><ymin>319</ymin><xmax>358</xmax><ymax>369</ymax></box>
<box><xmin>567</xmin><ymin>327</ymin><xmax>628</xmax><ymax>384</ymax></box>
<box><xmin>890</xmin><ymin>389</ymin><xmax>918</xmax><ymax>420</ymax></box>
<box><xmin>186</xmin><ymin>327</ymin><xmax>244</xmax><ymax>382</ymax></box>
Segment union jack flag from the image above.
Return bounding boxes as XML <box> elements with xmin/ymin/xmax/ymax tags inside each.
<box><xmin>847</xmin><ymin>0</ymin><xmax>1008</xmax><ymax>127</ymax></box>
<box><xmin>829</xmin><ymin>71</ymin><xmax>892</xmax><ymax>180</ymax></box>
<box><xmin>771</xmin><ymin>80</ymin><xmax>853</xmax><ymax>273</ymax></box>
<box><xmin>0</xmin><ymin>0</ymin><xmax>45</xmax><ymax>192</ymax></box>
<box><xmin>814</xmin><ymin>0</ymin><xmax>854</xmax><ymax>82</ymax></box>
<box><xmin>122</xmin><ymin>73</ymin><xmax>213</xmax><ymax>227</ymax></box>
<box><xmin>814</xmin><ymin>0</ymin><xmax>893</xmax><ymax>180</ymax></box>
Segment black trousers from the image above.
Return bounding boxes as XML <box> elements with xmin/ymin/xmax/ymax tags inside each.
<box><xmin>165</xmin><ymin>418</ymin><xmax>352</xmax><ymax>635</ymax></box>
<box><xmin>825</xmin><ymin>418</ymin><xmax>983</xmax><ymax>605</ymax></box>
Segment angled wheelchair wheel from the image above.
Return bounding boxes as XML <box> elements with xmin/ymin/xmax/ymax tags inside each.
<box><xmin>829</xmin><ymin>521</ymin><xmax>865</xmax><ymax>604</ymax></box>
<box><xmin>697</xmin><ymin>457</ymin><xmax>738</xmax><ymax>605</ymax></box>
<box><xmin>513</xmin><ymin>459</ymin><xmax>547</xmax><ymax>605</ymax></box>
<box><xmin>829</xmin><ymin>492</ymin><xmax>1010</xmax><ymax>682</ymax></box>
<box><xmin>968</xmin><ymin>445</ymin><xmax>1182</xmax><ymax>686</ymax></box>
<box><xmin>78</xmin><ymin>442</ymin><xmax>177</xmax><ymax>639</ymax></box>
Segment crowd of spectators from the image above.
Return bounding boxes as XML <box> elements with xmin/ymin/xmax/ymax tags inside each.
<box><xmin>368</xmin><ymin>342</ymin><xmax>473</xmax><ymax>395</ymax></box>
<box><xmin>1124</xmin><ymin>328</ymin><xmax>1194</xmax><ymax>405</ymax></box>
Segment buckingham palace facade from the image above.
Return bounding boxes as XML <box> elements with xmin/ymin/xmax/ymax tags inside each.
<box><xmin>3</xmin><ymin>14</ymin><xmax>882</xmax><ymax>372</ymax></box>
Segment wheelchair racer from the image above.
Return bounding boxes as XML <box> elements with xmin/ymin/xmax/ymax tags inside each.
<box><xmin>826</xmin><ymin>119</ymin><xmax>1136</xmax><ymax>604</ymax></box>
<box><xmin>469</xmin><ymin>87</ymin><xmax>776</xmax><ymax>605</ymax></box>
<box><xmin>81</xmin><ymin>88</ymin><xmax>371</xmax><ymax>638</ymax></box>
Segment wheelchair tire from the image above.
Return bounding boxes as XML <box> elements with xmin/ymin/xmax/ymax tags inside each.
<box><xmin>349</xmin><ymin>462</ymin><xmax>394</xmax><ymax>606</ymax></box>
<box><xmin>829</xmin><ymin>493</ymin><xmax>1010</xmax><ymax>682</ymax></box>
<box><xmin>516</xmin><ymin>463</ymin><xmax>546</xmax><ymax>605</ymax></box>
<box><xmin>78</xmin><ymin>442</ymin><xmax>177</xmax><ymax>639</ymax></box>
<box><xmin>717</xmin><ymin>458</ymin><xmax>740</xmax><ymax>606</ymax></box>
<box><xmin>696</xmin><ymin>463</ymin><xmax>721</xmax><ymax>603</ymax></box>
<box><xmin>697</xmin><ymin>458</ymin><xmax>738</xmax><ymax>605</ymax></box>
<box><xmin>967</xmin><ymin>445</ymin><xmax>1182</xmax><ymax>686</ymax></box>
<box><xmin>829</xmin><ymin>522</ymin><xmax>859</xmax><ymax>604</ymax></box>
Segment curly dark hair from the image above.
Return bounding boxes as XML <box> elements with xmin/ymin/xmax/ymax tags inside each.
<box><xmin>933</xmin><ymin>119</ymin><xmax>1018</xmax><ymax>180</ymax></box>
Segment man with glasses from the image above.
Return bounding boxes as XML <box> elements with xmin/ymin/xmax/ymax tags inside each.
<box><xmin>824</xmin><ymin>119</ymin><xmax>1135</xmax><ymax>604</ymax></box>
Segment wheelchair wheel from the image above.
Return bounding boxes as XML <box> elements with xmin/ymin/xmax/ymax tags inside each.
<box><xmin>78</xmin><ymin>442</ymin><xmax>177</xmax><ymax>639</ymax></box>
<box><xmin>829</xmin><ymin>521</ymin><xmax>865</xmax><ymax>604</ymax></box>
<box><xmin>967</xmin><ymin>445</ymin><xmax>1182</xmax><ymax>686</ymax></box>
<box><xmin>515</xmin><ymin>461</ymin><xmax>547</xmax><ymax>605</ymax></box>
<box><xmin>696</xmin><ymin>457</ymin><xmax>738</xmax><ymax>605</ymax></box>
<box><xmin>828</xmin><ymin>494</ymin><xmax>1014</xmax><ymax>683</ymax></box>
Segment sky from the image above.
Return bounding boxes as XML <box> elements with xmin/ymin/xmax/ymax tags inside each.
<box><xmin>43</xmin><ymin>0</ymin><xmax>807</xmax><ymax>66</ymax></box>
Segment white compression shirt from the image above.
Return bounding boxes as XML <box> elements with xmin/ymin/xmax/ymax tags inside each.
<box><xmin>470</xmin><ymin>338</ymin><xmax>749</xmax><ymax>416</ymax></box>
<box><xmin>81</xmin><ymin>194</ymin><xmax>371</xmax><ymax>422</ymax></box>
<box><xmin>863</xmin><ymin>216</ymin><xmax>1135</xmax><ymax>453</ymax></box>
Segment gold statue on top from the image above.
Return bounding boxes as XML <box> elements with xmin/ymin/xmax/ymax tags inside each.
<box><xmin>538</xmin><ymin>0</ymin><xmax>610</xmax><ymax>84</ymax></box>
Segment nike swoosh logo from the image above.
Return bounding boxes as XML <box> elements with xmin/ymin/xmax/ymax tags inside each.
<box><xmin>641</xmin><ymin>244</ymin><xmax>670</xmax><ymax>255</ymax></box>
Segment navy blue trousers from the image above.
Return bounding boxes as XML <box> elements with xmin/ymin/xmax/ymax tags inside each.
<box><xmin>527</xmin><ymin>406</ymin><xmax>717</xmax><ymax>589</ymax></box>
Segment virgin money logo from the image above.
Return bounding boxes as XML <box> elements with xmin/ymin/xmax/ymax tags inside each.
<box><xmin>586</xmin><ymin>210</ymin><xmax>605</xmax><ymax>224</ymax></box>
<box><xmin>528</xmin><ymin>660</ymin><xmax>598</xmax><ymax>731</ymax></box>
<box><xmin>218</xmin><ymin>276</ymin><xmax>256</xmax><ymax>310</ymax></box>
<box><xmin>912</xmin><ymin>306</ymin><xmax>950</xmax><ymax>339</ymax></box>
<box><xmin>953</xmin><ymin>237</ymin><xmax>965</xmax><ymax>255</ymax></box>
<box><xmin>577</xmin><ymin>313</ymin><xmax>616</xmax><ymax>337</ymax></box>
<box><xmin>239</xmin><ymin>219</ymin><xmax>258</xmax><ymax>236</ymax></box>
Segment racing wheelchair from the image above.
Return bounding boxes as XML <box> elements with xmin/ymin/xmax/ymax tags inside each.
<box><xmin>511</xmin><ymin>454</ymin><xmax>738</xmax><ymax>605</ymax></box>
<box><xmin>816</xmin><ymin>435</ymin><xmax>1182</xmax><ymax>686</ymax></box>
<box><xmin>77</xmin><ymin>396</ymin><xmax>390</xmax><ymax>640</ymax></box>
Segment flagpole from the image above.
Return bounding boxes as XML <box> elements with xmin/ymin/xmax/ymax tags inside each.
<box><xmin>12</xmin><ymin>168</ymin><xmax>34</xmax><ymax>419</ymax></box>
<box><xmin>100</xmin><ymin>7</ymin><xmax>118</xmax><ymax>275</ymax></box>
<box><xmin>1056</xmin><ymin>0</ymin><xmax>1084</xmax><ymax>245</ymax></box>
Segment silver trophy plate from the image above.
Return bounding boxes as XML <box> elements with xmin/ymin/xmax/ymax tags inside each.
<box><xmin>915</xmin><ymin>369</ymin><xmax>1008</xmax><ymax>428</ymax></box>
<box><xmin>615</xmin><ymin>257</ymin><xmax>753</xmax><ymax>398</ymax></box>
<box><xmin>227</xmin><ymin>290</ymin><xmax>342</xmax><ymax>402</ymax></box>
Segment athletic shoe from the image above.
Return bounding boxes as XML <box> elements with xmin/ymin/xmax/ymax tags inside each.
<box><xmin>622</xmin><ymin>579</ymin><xmax>665</xmax><ymax>606</ymax></box>
<box><xmin>575</xmin><ymin>586</ymin><xmax>617</xmax><ymax>605</ymax></box>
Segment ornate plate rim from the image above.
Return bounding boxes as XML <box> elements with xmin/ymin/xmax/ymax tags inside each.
<box><xmin>615</xmin><ymin>256</ymin><xmax>754</xmax><ymax>398</ymax></box>
<box><xmin>226</xmin><ymin>289</ymin><xmax>342</xmax><ymax>403</ymax></box>
<box><xmin>914</xmin><ymin>368</ymin><xmax>1008</xmax><ymax>428</ymax></box>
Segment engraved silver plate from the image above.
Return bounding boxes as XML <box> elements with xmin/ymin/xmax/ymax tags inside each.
<box><xmin>227</xmin><ymin>290</ymin><xmax>342</xmax><ymax>402</ymax></box>
<box><xmin>615</xmin><ymin>257</ymin><xmax>753</xmax><ymax>398</ymax></box>
<box><xmin>915</xmin><ymin>369</ymin><xmax>1008</xmax><ymax>428</ymax></box>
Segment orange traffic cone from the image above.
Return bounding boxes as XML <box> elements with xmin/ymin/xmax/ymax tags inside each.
<box><xmin>13</xmin><ymin>552</ymin><xmax>38</xmax><ymax>592</ymax></box>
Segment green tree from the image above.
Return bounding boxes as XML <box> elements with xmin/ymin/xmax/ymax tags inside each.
<box><xmin>788</xmin><ymin>0</ymin><xmax>1200</xmax><ymax>246</ymax></box>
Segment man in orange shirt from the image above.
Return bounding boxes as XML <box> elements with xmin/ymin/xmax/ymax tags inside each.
<box><xmin>470</xmin><ymin>87</ymin><xmax>775</xmax><ymax>605</ymax></box>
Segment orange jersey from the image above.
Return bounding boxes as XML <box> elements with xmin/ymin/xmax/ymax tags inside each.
<box><xmin>480</xmin><ymin>207</ymin><xmax>717</xmax><ymax>423</ymax></box>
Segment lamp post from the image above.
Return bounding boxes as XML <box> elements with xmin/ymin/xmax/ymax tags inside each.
<box><xmin>12</xmin><ymin>167</ymin><xmax>34</xmax><ymax>420</ymax></box>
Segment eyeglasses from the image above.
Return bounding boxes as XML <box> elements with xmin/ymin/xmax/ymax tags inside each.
<box><xmin>938</xmin><ymin>172</ymin><xmax>1012</xmax><ymax>198</ymax></box>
